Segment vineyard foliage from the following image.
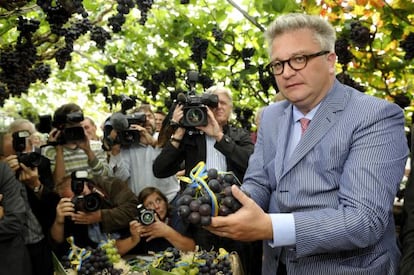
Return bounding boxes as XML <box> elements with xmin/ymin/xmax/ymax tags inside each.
<box><xmin>0</xmin><ymin>0</ymin><xmax>413</xmax><ymax>129</ymax></box>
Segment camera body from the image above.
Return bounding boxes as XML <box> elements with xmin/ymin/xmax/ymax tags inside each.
<box><xmin>71</xmin><ymin>171</ymin><xmax>102</xmax><ymax>212</ymax></box>
<box><xmin>53</xmin><ymin>111</ymin><xmax>86</xmax><ymax>144</ymax></box>
<box><xmin>104</xmin><ymin>112</ymin><xmax>146</xmax><ymax>147</ymax></box>
<box><xmin>12</xmin><ymin>131</ymin><xmax>42</xmax><ymax>168</ymax></box>
<box><xmin>136</xmin><ymin>204</ymin><xmax>155</xmax><ymax>225</ymax></box>
<box><xmin>179</xmin><ymin>93</ymin><xmax>219</xmax><ymax>127</ymax></box>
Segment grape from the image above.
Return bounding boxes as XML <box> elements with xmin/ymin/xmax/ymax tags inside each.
<box><xmin>401</xmin><ymin>33</ymin><xmax>414</xmax><ymax>60</ymax></box>
<box><xmin>189</xmin><ymin>200</ymin><xmax>201</xmax><ymax>212</ymax></box>
<box><xmin>178</xmin><ymin>205</ymin><xmax>191</xmax><ymax>218</ymax></box>
<box><xmin>188</xmin><ymin>211</ymin><xmax>201</xmax><ymax>224</ymax></box>
<box><xmin>207</xmin><ymin>168</ymin><xmax>218</xmax><ymax>179</ymax></box>
<box><xmin>199</xmin><ymin>203</ymin><xmax>212</xmax><ymax>216</ymax></box>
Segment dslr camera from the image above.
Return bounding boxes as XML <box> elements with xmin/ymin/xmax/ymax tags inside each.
<box><xmin>136</xmin><ymin>204</ymin><xmax>155</xmax><ymax>225</ymax></box>
<box><xmin>103</xmin><ymin>112</ymin><xmax>146</xmax><ymax>147</ymax></box>
<box><xmin>52</xmin><ymin>111</ymin><xmax>86</xmax><ymax>144</ymax></box>
<box><xmin>71</xmin><ymin>171</ymin><xmax>102</xmax><ymax>212</ymax></box>
<box><xmin>176</xmin><ymin>71</ymin><xmax>218</xmax><ymax>128</ymax></box>
<box><xmin>12</xmin><ymin>130</ymin><xmax>42</xmax><ymax>168</ymax></box>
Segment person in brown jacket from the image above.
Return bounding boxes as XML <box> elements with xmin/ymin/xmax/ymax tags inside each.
<box><xmin>49</xmin><ymin>172</ymin><xmax>138</xmax><ymax>258</ymax></box>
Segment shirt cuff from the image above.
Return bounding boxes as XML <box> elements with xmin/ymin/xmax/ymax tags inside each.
<box><xmin>268</xmin><ymin>213</ymin><xmax>296</xmax><ymax>248</ymax></box>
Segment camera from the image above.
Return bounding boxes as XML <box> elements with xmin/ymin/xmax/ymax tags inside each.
<box><xmin>71</xmin><ymin>171</ymin><xmax>102</xmax><ymax>212</ymax></box>
<box><xmin>52</xmin><ymin>111</ymin><xmax>86</xmax><ymax>144</ymax></box>
<box><xmin>175</xmin><ymin>70</ymin><xmax>218</xmax><ymax>128</ymax></box>
<box><xmin>103</xmin><ymin>112</ymin><xmax>146</xmax><ymax>147</ymax></box>
<box><xmin>12</xmin><ymin>130</ymin><xmax>42</xmax><ymax>168</ymax></box>
<box><xmin>178</xmin><ymin>93</ymin><xmax>218</xmax><ymax>127</ymax></box>
<box><xmin>136</xmin><ymin>204</ymin><xmax>155</xmax><ymax>225</ymax></box>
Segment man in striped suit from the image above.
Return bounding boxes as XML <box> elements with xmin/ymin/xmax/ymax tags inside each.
<box><xmin>208</xmin><ymin>13</ymin><xmax>408</xmax><ymax>275</ymax></box>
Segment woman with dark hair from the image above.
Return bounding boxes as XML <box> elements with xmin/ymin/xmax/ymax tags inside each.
<box><xmin>116</xmin><ymin>187</ymin><xmax>195</xmax><ymax>255</ymax></box>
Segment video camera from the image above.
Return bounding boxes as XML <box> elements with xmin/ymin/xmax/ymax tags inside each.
<box><xmin>71</xmin><ymin>171</ymin><xmax>102</xmax><ymax>212</ymax></box>
<box><xmin>103</xmin><ymin>112</ymin><xmax>146</xmax><ymax>147</ymax></box>
<box><xmin>136</xmin><ymin>203</ymin><xmax>155</xmax><ymax>225</ymax></box>
<box><xmin>12</xmin><ymin>130</ymin><xmax>42</xmax><ymax>168</ymax></box>
<box><xmin>176</xmin><ymin>71</ymin><xmax>218</xmax><ymax>128</ymax></box>
<box><xmin>52</xmin><ymin>111</ymin><xmax>86</xmax><ymax>144</ymax></box>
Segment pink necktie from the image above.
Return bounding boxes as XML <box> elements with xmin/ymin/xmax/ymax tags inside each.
<box><xmin>300</xmin><ymin>118</ymin><xmax>311</xmax><ymax>135</ymax></box>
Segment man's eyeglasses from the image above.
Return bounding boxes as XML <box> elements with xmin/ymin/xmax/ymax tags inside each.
<box><xmin>268</xmin><ymin>50</ymin><xmax>330</xmax><ymax>75</ymax></box>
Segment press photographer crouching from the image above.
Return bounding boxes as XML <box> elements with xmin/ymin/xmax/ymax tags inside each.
<box><xmin>42</xmin><ymin>103</ymin><xmax>110</xmax><ymax>184</ymax></box>
<box><xmin>50</xmin><ymin>170</ymin><xmax>139</xmax><ymax>258</ymax></box>
<box><xmin>115</xmin><ymin>187</ymin><xmax>195</xmax><ymax>256</ymax></box>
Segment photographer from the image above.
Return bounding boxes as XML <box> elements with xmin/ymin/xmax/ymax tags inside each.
<box><xmin>153</xmin><ymin>85</ymin><xmax>254</xmax><ymax>186</ymax></box>
<box><xmin>153</xmin><ymin>85</ymin><xmax>259</xmax><ymax>275</ymax></box>
<box><xmin>116</xmin><ymin>187</ymin><xmax>195</xmax><ymax>255</ymax></box>
<box><xmin>42</xmin><ymin>103</ymin><xmax>110</xmax><ymax>184</ymax></box>
<box><xmin>0</xmin><ymin>119</ymin><xmax>54</xmax><ymax>275</ymax></box>
<box><xmin>0</xmin><ymin>162</ymin><xmax>32</xmax><ymax>275</ymax></box>
<box><xmin>50</xmin><ymin>172</ymin><xmax>138</xmax><ymax>257</ymax></box>
<box><xmin>104</xmin><ymin>104</ymin><xmax>179</xmax><ymax>202</ymax></box>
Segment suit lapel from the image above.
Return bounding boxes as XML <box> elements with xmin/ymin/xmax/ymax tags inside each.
<box><xmin>281</xmin><ymin>81</ymin><xmax>347</xmax><ymax>178</ymax></box>
<box><xmin>274</xmin><ymin>105</ymin><xmax>292</xmax><ymax>182</ymax></box>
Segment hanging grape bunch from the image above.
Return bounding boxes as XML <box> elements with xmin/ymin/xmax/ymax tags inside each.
<box><xmin>177</xmin><ymin>162</ymin><xmax>245</xmax><ymax>226</ymax></box>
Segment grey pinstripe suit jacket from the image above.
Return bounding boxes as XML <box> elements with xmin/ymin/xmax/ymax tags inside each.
<box><xmin>242</xmin><ymin>80</ymin><xmax>409</xmax><ymax>275</ymax></box>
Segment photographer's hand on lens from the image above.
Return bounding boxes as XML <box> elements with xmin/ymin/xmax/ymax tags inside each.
<box><xmin>48</xmin><ymin>128</ymin><xmax>61</xmax><ymax>144</ymax></box>
<box><xmin>72</xmin><ymin>209</ymin><xmax>101</xmax><ymax>225</ymax></box>
<box><xmin>18</xmin><ymin>163</ymin><xmax>41</xmax><ymax>189</ymax></box>
<box><xmin>206</xmin><ymin>185</ymin><xmax>273</xmax><ymax>242</ymax></box>
<box><xmin>196</xmin><ymin>108</ymin><xmax>223</xmax><ymax>141</ymax></box>
<box><xmin>172</xmin><ymin>104</ymin><xmax>184</xmax><ymax>123</ymax></box>
<box><xmin>138</xmin><ymin>214</ymin><xmax>169</xmax><ymax>242</ymax></box>
<box><xmin>56</xmin><ymin>197</ymin><xmax>75</xmax><ymax>223</ymax></box>
<box><xmin>129</xmin><ymin>220</ymin><xmax>143</xmax><ymax>243</ymax></box>
<box><xmin>4</xmin><ymin>154</ymin><xmax>20</xmax><ymax>172</ymax></box>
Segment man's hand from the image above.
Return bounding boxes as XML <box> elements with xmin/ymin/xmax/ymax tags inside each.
<box><xmin>56</xmin><ymin>197</ymin><xmax>75</xmax><ymax>224</ymax></box>
<box><xmin>206</xmin><ymin>185</ymin><xmax>273</xmax><ymax>241</ymax></box>
<box><xmin>4</xmin><ymin>154</ymin><xmax>20</xmax><ymax>172</ymax></box>
<box><xmin>72</xmin><ymin>209</ymin><xmax>102</xmax><ymax>225</ymax></box>
<box><xmin>18</xmin><ymin>163</ymin><xmax>41</xmax><ymax>190</ymax></box>
<box><xmin>197</xmin><ymin>108</ymin><xmax>223</xmax><ymax>141</ymax></box>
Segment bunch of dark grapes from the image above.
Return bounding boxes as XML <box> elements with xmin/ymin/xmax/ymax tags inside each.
<box><xmin>393</xmin><ymin>93</ymin><xmax>411</xmax><ymax>109</ymax></box>
<box><xmin>350</xmin><ymin>21</ymin><xmax>372</xmax><ymax>48</ymax></box>
<box><xmin>241</xmin><ymin>47</ymin><xmax>255</xmax><ymax>69</ymax></box>
<box><xmin>136</xmin><ymin>0</ymin><xmax>154</xmax><ymax>25</ymax></box>
<box><xmin>60</xmin><ymin>247</ymin><xmax>123</xmax><ymax>275</ymax></box>
<box><xmin>212</xmin><ymin>26</ymin><xmax>224</xmax><ymax>42</ymax></box>
<box><xmin>400</xmin><ymin>32</ymin><xmax>414</xmax><ymax>60</ymax></box>
<box><xmin>155</xmin><ymin>247</ymin><xmax>181</xmax><ymax>271</ymax></box>
<box><xmin>107</xmin><ymin>0</ymin><xmax>135</xmax><ymax>33</ymax></box>
<box><xmin>336</xmin><ymin>72</ymin><xmax>365</xmax><ymax>93</ymax></box>
<box><xmin>90</xmin><ymin>26</ymin><xmax>112</xmax><ymax>50</ymax></box>
<box><xmin>198</xmin><ymin>250</ymin><xmax>233</xmax><ymax>275</ymax></box>
<box><xmin>36</xmin><ymin>0</ymin><xmax>71</xmax><ymax>29</ymax></box>
<box><xmin>198</xmin><ymin>74</ymin><xmax>214</xmax><ymax>90</ymax></box>
<box><xmin>180</xmin><ymin>0</ymin><xmax>190</xmax><ymax>4</ymax></box>
<box><xmin>191</xmin><ymin>37</ymin><xmax>209</xmax><ymax>71</ymax></box>
<box><xmin>177</xmin><ymin>168</ymin><xmax>243</xmax><ymax>226</ymax></box>
<box><xmin>0</xmin><ymin>16</ymin><xmax>47</xmax><ymax>98</ymax></box>
<box><xmin>335</xmin><ymin>37</ymin><xmax>354</xmax><ymax>66</ymax></box>
<box><xmin>117</xmin><ymin>0</ymin><xmax>135</xmax><ymax>14</ymax></box>
<box><xmin>108</xmin><ymin>13</ymin><xmax>126</xmax><ymax>33</ymax></box>
<box><xmin>152</xmin><ymin>247</ymin><xmax>233</xmax><ymax>274</ymax></box>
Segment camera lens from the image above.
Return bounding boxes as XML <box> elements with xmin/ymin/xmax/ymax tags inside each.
<box><xmin>84</xmin><ymin>193</ymin><xmax>102</xmax><ymax>212</ymax></box>
<box><xmin>185</xmin><ymin>107</ymin><xmax>206</xmax><ymax>127</ymax></box>
<box><xmin>141</xmin><ymin>211</ymin><xmax>155</xmax><ymax>225</ymax></box>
